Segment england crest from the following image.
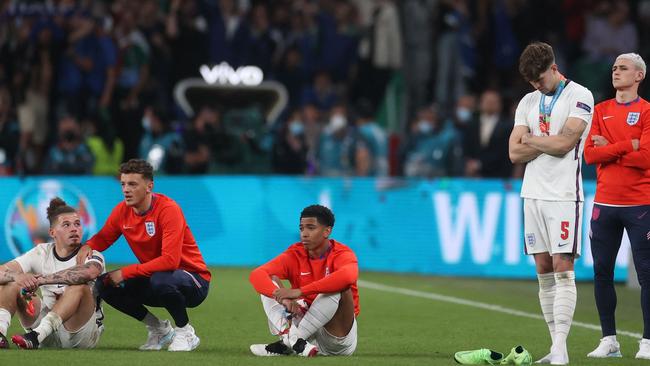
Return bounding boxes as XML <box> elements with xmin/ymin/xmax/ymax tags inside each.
<box><xmin>526</xmin><ymin>233</ymin><xmax>536</xmax><ymax>247</ymax></box>
<box><xmin>145</xmin><ymin>221</ymin><xmax>156</xmax><ymax>236</ymax></box>
<box><xmin>627</xmin><ymin>112</ymin><xmax>640</xmax><ymax>125</ymax></box>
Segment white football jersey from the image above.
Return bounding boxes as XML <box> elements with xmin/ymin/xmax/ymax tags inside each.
<box><xmin>514</xmin><ymin>81</ymin><xmax>594</xmax><ymax>201</ymax></box>
<box><xmin>14</xmin><ymin>243</ymin><xmax>105</xmax><ymax>310</ymax></box>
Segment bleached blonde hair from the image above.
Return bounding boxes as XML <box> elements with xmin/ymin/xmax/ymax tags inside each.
<box><xmin>616</xmin><ymin>53</ymin><xmax>646</xmax><ymax>79</ymax></box>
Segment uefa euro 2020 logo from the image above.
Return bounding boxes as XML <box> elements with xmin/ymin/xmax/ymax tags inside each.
<box><xmin>4</xmin><ymin>180</ymin><xmax>96</xmax><ymax>257</ymax></box>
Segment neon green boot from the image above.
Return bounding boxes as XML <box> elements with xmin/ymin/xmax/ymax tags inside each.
<box><xmin>454</xmin><ymin>349</ymin><xmax>505</xmax><ymax>365</ymax></box>
<box><xmin>501</xmin><ymin>345</ymin><xmax>532</xmax><ymax>365</ymax></box>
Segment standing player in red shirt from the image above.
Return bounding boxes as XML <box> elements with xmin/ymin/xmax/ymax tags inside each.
<box><xmin>76</xmin><ymin>159</ymin><xmax>211</xmax><ymax>352</ymax></box>
<box><xmin>584</xmin><ymin>53</ymin><xmax>650</xmax><ymax>360</ymax></box>
<box><xmin>249</xmin><ymin>205</ymin><xmax>359</xmax><ymax>357</ymax></box>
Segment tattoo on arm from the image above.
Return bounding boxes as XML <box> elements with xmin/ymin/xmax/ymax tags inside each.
<box><xmin>560</xmin><ymin>125</ymin><xmax>580</xmax><ymax>138</ymax></box>
<box><xmin>39</xmin><ymin>262</ymin><xmax>103</xmax><ymax>285</ymax></box>
<box><xmin>0</xmin><ymin>270</ymin><xmax>15</xmax><ymax>284</ymax></box>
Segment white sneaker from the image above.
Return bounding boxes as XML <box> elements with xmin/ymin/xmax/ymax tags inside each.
<box><xmin>168</xmin><ymin>324</ymin><xmax>200</xmax><ymax>352</ymax></box>
<box><xmin>587</xmin><ymin>336</ymin><xmax>622</xmax><ymax>358</ymax></box>
<box><xmin>534</xmin><ymin>352</ymin><xmax>552</xmax><ymax>364</ymax></box>
<box><xmin>139</xmin><ymin>320</ymin><xmax>174</xmax><ymax>351</ymax></box>
<box><xmin>250</xmin><ymin>340</ymin><xmax>292</xmax><ymax>356</ymax></box>
<box><xmin>636</xmin><ymin>338</ymin><xmax>650</xmax><ymax>359</ymax></box>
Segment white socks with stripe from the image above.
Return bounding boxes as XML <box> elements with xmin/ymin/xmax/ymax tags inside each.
<box><xmin>552</xmin><ymin>271</ymin><xmax>577</xmax><ymax>353</ymax></box>
<box><xmin>33</xmin><ymin>312</ymin><xmax>63</xmax><ymax>343</ymax></box>
<box><xmin>537</xmin><ymin>272</ymin><xmax>556</xmax><ymax>341</ymax></box>
<box><xmin>0</xmin><ymin>308</ymin><xmax>10</xmax><ymax>336</ymax></box>
<box><xmin>290</xmin><ymin>293</ymin><xmax>340</xmax><ymax>342</ymax></box>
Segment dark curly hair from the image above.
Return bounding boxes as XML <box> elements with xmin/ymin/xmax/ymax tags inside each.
<box><xmin>300</xmin><ymin>204</ymin><xmax>335</xmax><ymax>227</ymax></box>
<box><xmin>519</xmin><ymin>42</ymin><xmax>555</xmax><ymax>82</ymax></box>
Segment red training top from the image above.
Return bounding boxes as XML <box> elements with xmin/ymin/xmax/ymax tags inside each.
<box><xmin>87</xmin><ymin>193</ymin><xmax>211</xmax><ymax>281</ymax></box>
<box><xmin>249</xmin><ymin>239</ymin><xmax>360</xmax><ymax>316</ymax></box>
<box><xmin>584</xmin><ymin>97</ymin><xmax>650</xmax><ymax>205</ymax></box>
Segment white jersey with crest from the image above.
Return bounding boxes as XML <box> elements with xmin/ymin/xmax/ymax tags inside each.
<box><xmin>514</xmin><ymin>80</ymin><xmax>594</xmax><ymax>201</ymax></box>
<box><xmin>14</xmin><ymin>243</ymin><xmax>105</xmax><ymax>310</ymax></box>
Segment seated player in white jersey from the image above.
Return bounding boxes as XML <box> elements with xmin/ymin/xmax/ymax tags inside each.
<box><xmin>0</xmin><ymin>197</ymin><xmax>106</xmax><ymax>349</ymax></box>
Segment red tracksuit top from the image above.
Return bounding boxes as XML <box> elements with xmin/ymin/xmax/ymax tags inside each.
<box><xmin>249</xmin><ymin>239</ymin><xmax>360</xmax><ymax>316</ymax></box>
<box><xmin>584</xmin><ymin>97</ymin><xmax>650</xmax><ymax>205</ymax></box>
<box><xmin>87</xmin><ymin>193</ymin><xmax>211</xmax><ymax>281</ymax></box>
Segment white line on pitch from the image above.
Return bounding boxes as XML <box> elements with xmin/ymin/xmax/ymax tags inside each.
<box><xmin>358</xmin><ymin>279</ymin><xmax>642</xmax><ymax>339</ymax></box>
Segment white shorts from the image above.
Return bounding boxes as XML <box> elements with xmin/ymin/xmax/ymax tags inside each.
<box><xmin>25</xmin><ymin>302</ymin><xmax>103</xmax><ymax>349</ymax></box>
<box><xmin>308</xmin><ymin>318</ymin><xmax>357</xmax><ymax>356</ymax></box>
<box><xmin>523</xmin><ymin>199</ymin><xmax>582</xmax><ymax>257</ymax></box>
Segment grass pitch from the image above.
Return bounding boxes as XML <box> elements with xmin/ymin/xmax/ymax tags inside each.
<box><xmin>3</xmin><ymin>267</ymin><xmax>645</xmax><ymax>365</ymax></box>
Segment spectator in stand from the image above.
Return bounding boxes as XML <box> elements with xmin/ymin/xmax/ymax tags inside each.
<box><xmin>318</xmin><ymin>104</ymin><xmax>355</xmax><ymax>176</ymax></box>
<box><xmin>0</xmin><ymin>87</ymin><xmax>19</xmax><ymax>175</ymax></box>
<box><xmin>402</xmin><ymin>105</ymin><xmax>463</xmax><ymax>178</ymax></box>
<box><xmin>276</xmin><ymin>47</ymin><xmax>306</xmax><ymax>108</ymax></box>
<box><xmin>206</xmin><ymin>0</ymin><xmax>250</xmax><ymax>67</ymax></box>
<box><xmin>271</xmin><ymin>109</ymin><xmax>308</xmax><ymax>174</ymax></box>
<box><xmin>138</xmin><ymin>105</ymin><xmax>183</xmax><ymax>174</ymax></box>
<box><xmin>166</xmin><ymin>0</ymin><xmax>209</xmax><ymax>88</ymax></box>
<box><xmin>43</xmin><ymin>116</ymin><xmax>94</xmax><ymax>175</ymax></box>
<box><xmin>248</xmin><ymin>3</ymin><xmax>282</xmax><ymax>75</ymax></box>
<box><xmin>463</xmin><ymin>90</ymin><xmax>513</xmax><ymax>178</ymax></box>
<box><xmin>86</xmin><ymin>116</ymin><xmax>124</xmax><ymax>176</ymax></box>
<box><xmin>16</xmin><ymin>19</ymin><xmax>55</xmax><ymax>174</ymax></box>
<box><xmin>112</xmin><ymin>9</ymin><xmax>151</xmax><ymax>160</ymax></box>
<box><xmin>302</xmin><ymin>70</ymin><xmax>339</xmax><ymax>112</ymax></box>
<box><xmin>352</xmin><ymin>100</ymin><xmax>387</xmax><ymax>176</ymax></box>
<box><xmin>302</xmin><ymin>103</ymin><xmax>324</xmax><ymax>174</ymax></box>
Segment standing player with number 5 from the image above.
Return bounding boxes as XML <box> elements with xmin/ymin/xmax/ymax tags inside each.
<box><xmin>509</xmin><ymin>42</ymin><xmax>594</xmax><ymax>365</ymax></box>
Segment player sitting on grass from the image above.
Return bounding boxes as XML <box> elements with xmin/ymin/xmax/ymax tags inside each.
<box><xmin>249</xmin><ymin>205</ymin><xmax>359</xmax><ymax>357</ymax></box>
<box><xmin>0</xmin><ymin>198</ymin><xmax>105</xmax><ymax>349</ymax></box>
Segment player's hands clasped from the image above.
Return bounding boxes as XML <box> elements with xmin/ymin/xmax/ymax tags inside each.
<box><xmin>273</xmin><ymin>288</ymin><xmax>302</xmax><ymax>302</ymax></box>
<box><xmin>76</xmin><ymin>244</ymin><xmax>94</xmax><ymax>264</ymax></box>
<box><xmin>14</xmin><ymin>273</ymin><xmax>40</xmax><ymax>292</ymax></box>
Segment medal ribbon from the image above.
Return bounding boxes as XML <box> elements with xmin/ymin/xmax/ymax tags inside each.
<box><xmin>538</xmin><ymin>76</ymin><xmax>566</xmax><ymax>136</ymax></box>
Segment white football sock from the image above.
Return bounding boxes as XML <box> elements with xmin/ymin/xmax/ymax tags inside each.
<box><xmin>261</xmin><ymin>294</ymin><xmax>291</xmax><ymax>336</ymax></box>
<box><xmin>291</xmin><ymin>293</ymin><xmax>340</xmax><ymax>342</ymax></box>
<box><xmin>0</xmin><ymin>308</ymin><xmax>10</xmax><ymax>336</ymax></box>
<box><xmin>537</xmin><ymin>272</ymin><xmax>556</xmax><ymax>342</ymax></box>
<box><xmin>33</xmin><ymin>312</ymin><xmax>63</xmax><ymax>343</ymax></box>
<box><xmin>553</xmin><ymin>271</ymin><xmax>576</xmax><ymax>353</ymax></box>
<box><xmin>142</xmin><ymin>312</ymin><xmax>164</xmax><ymax>328</ymax></box>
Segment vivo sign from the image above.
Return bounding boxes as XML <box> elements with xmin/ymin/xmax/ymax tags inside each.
<box><xmin>199</xmin><ymin>63</ymin><xmax>264</xmax><ymax>86</ymax></box>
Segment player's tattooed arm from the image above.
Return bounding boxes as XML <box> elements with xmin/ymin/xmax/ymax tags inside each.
<box><xmin>0</xmin><ymin>269</ymin><xmax>16</xmax><ymax>284</ymax></box>
<box><xmin>0</xmin><ymin>261</ymin><xmax>25</xmax><ymax>285</ymax></box>
<box><xmin>37</xmin><ymin>262</ymin><xmax>103</xmax><ymax>286</ymax></box>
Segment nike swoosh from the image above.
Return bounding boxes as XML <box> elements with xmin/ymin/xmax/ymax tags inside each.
<box><xmin>638</xmin><ymin>211</ymin><xmax>648</xmax><ymax>220</ymax></box>
<box><xmin>122</xmin><ymin>225</ymin><xmax>132</xmax><ymax>230</ymax></box>
<box><xmin>558</xmin><ymin>243</ymin><xmax>569</xmax><ymax>247</ymax></box>
<box><xmin>603</xmin><ymin>116</ymin><xmax>614</xmax><ymax>120</ymax></box>
<box><xmin>300</xmin><ymin>272</ymin><xmax>311</xmax><ymax>276</ymax></box>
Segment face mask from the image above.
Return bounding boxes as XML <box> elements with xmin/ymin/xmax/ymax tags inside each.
<box><xmin>62</xmin><ymin>130</ymin><xmax>78</xmax><ymax>142</ymax></box>
<box><xmin>417</xmin><ymin>120</ymin><xmax>433</xmax><ymax>134</ymax></box>
<box><xmin>142</xmin><ymin>116</ymin><xmax>152</xmax><ymax>131</ymax></box>
<box><xmin>456</xmin><ymin>107</ymin><xmax>472</xmax><ymax>123</ymax></box>
<box><xmin>328</xmin><ymin>115</ymin><xmax>347</xmax><ymax>132</ymax></box>
<box><xmin>289</xmin><ymin>121</ymin><xmax>304</xmax><ymax>135</ymax></box>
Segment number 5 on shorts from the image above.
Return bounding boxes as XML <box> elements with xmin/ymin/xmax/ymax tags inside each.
<box><xmin>560</xmin><ymin>221</ymin><xmax>569</xmax><ymax>240</ymax></box>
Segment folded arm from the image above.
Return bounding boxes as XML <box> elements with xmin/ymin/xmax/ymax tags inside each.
<box><xmin>522</xmin><ymin>117</ymin><xmax>588</xmax><ymax>157</ymax></box>
<box><xmin>509</xmin><ymin>125</ymin><xmax>542</xmax><ymax>163</ymax></box>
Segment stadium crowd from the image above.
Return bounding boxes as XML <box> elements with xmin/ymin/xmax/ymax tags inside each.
<box><xmin>0</xmin><ymin>0</ymin><xmax>649</xmax><ymax>178</ymax></box>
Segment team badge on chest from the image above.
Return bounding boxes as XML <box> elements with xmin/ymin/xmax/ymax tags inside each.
<box><xmin>627</xmin><ymin>112</ymin><xmax>640</xmax><ymax>125</ymax></box>
<box><xmin>145</xmin><ymin>221</ymin><xmax>156</xmax><ymax>236</ymax></box>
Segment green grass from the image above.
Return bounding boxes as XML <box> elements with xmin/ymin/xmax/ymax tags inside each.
<box><xmin>2</xmin><ymin>267</ymin><xmax>646</xmax><ymax>365</ymax></box>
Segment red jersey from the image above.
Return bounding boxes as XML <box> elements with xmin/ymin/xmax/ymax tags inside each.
<box><xmin>249</xmin><ymin>239</ymin><xmax>360</xmax><ymax>316</ymax></box>
<box><xmin>87</xmin><ymin>193</ymin><xmax>211</xmax><ymax>281</ymax></box>
<box><xmin>585</xmin><ymin>97</ymin><xmax>650</xmax><ymax>205</ymax></box>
